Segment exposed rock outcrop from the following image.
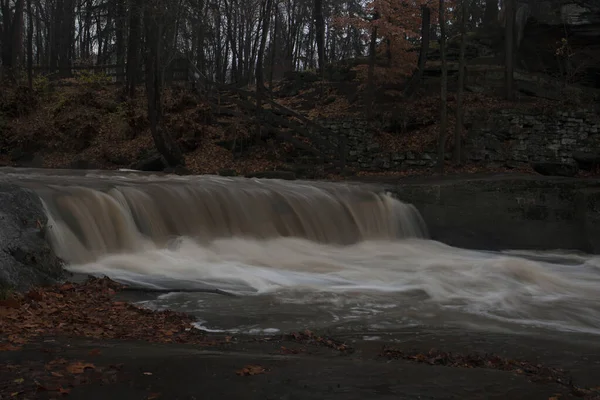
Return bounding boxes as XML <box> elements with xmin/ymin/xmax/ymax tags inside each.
<box><xmin>0</xmin><ymin>184</ymin><xmax>65</xmax><ymax>291</ymax></box>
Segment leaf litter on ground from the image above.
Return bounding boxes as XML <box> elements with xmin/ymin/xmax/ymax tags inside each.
<box><xmin>381</xmin><ymin>347</ymin><xmax>600</xmax><ymax>399</ymax></box>
<box><xmin>0</xmin><ymin>277</ymin><xmax>223</xmax><ymax>347</ymax></box>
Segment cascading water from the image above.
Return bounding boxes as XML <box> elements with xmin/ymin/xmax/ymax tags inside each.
<box><xmin>37</xmin><ymin>176</ymin><xmax>427</xmax><ymax>264</ymax></box>
<box><xmin>5</xmin><ymin>168</ymin><xmax>600</xmax><ymax>337</ymax></box>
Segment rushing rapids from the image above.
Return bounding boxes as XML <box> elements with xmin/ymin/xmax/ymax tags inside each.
<box><xmin>34</xmin><ymin>174</ymin><xmax>427</xmax><ymax>264</ymax></box>
<box><xmin>2</xmin><ymin>168</ymin><xmax>600</xmax><ymax>337</ymax></box>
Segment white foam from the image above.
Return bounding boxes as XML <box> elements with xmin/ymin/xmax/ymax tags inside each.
<box><xmin>65</xmin><ymin>236</ymin><xmax>600</xmax><ymax>335</ymax></box>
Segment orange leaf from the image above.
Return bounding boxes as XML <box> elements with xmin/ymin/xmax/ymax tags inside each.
<box><xmin>88</xmin><ymin>348</ymin><xmax>102</xmax><ymax>356</ymax></box>
<box><xmin>66</xmin><ymin>362</ymin><xmax>96</xmax><ymax>374</ymax></box>
<box><xmin>236</xmin><ymin>365</ymin><xmax>266</xmax><ymax>376</ymax></box>
<box><xmin>0</xmin><ymin>343</ymin><xmax>22</xmax><ymax>352</ymax></box>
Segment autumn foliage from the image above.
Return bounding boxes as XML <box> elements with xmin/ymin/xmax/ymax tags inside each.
<box><xmin>334</xmin><ymin>0</ymin><xmax>454</xmax><ymax>77</ymax></box>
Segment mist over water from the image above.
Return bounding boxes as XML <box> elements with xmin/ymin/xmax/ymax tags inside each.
<box><xmin>6</xmin><ymin>169</ymin><xmax>600</xmax><ymax>337</ymax></box>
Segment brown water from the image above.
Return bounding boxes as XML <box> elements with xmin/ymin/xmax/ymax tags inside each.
<box><xmin>3</xmin><ymin>168</ymin><xmax>600</xmax><ymax>337</ymax></box>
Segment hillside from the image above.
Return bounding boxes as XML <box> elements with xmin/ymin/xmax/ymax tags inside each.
<box><xmin>0</xmin><ymin>55</ymin><xmax>597</xmax><ymax>180</ymax></box>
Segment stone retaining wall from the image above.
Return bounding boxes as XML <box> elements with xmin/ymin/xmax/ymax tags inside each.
<box><xmin>318</xmin><ymin>107</ymin><xmax>600</xmax><ymax>171</ymax></box>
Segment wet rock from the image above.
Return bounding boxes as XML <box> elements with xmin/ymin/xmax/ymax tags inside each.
<box><xmin>15</xmin><ymin>154</ymin><xmax>44</xmax><ymax>168</ymax></box>
<box><xmin>69</xmin><ymin>158</ymin><xmax>101</xmax><ymax>170</ymax></box>
<box><xmin>0</xmin><ymin>184</ymin><xmax>65</xmax><ymax>291</ymax></box>
<box><xmin>132</xmin><ymin>153</ymin><xmax>167</xmax><ymax>172</ymax></box>
<box><xmin>218</xmin><ymin>169</ymin><xmax>238</xmax><ymax>177</ymax></box>
<box><xmin>10</xmin><ymin>148</ymin><xmax>44</xmax><ymax>168</ymax></box>
<box><xmin>164</xmin><ymin>165</ymin><xmax>192</xmax><ymax>176</ymax></box>
<box><xmin>532</xmin><ymin>162</ymin><xmax>579</xmax><ymax>177</ymax></box>
<box><xmin>245</xmin><ymin>171</ymin><xmax>297</xmax><ymax>181</ymax></box>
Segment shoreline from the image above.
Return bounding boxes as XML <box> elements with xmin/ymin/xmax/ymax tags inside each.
<box><xmin>2</xmin><ymin>277</ymin><xmax>600</xmax><ymax>399</ymax></box>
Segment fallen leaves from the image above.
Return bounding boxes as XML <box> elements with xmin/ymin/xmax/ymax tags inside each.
<box><xmin>88</xmin><ymin>348</ymin><xmax>102</xmax><ymax>356</ymax></box>
<box><xmin>66</xmin><ymin>362</ymin><xmax>96</xmax><ymax>374</ymax></box>
<box><xmin>0</xmin><ymin>342</ymin><xmax>22</xmax><ymax>351</ymax></box>
<box><xmin>381</xmin><ymin>348</ymin><xmax>600</xmax><ymax>398</ymax></box>
<box><xmin>236</xmin><ymin>365</ymin><xmax>267</xmax><ymax>376</ymax></box>
<box><xmin>0</xmin><ymin>354</ymin><xmax>131</xmax><ymax>398</ymax></box>
<box><xmin>0</xmin><ymin>277</ymin><xmax>213</xmax><ymax>347</ymax></box>
<box><xmin>285</xmin><ymin>330</ymin><xmax>353</xmax><ymax>353</ymax></box>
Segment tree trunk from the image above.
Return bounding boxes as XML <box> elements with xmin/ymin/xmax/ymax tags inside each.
<box><xmin>313</xmin><ymin>0</ymin><xmax>325</xmax><ymax>70</ymax></box>
<box><xmin>115</xmin><ymin>0</ymin><xmax>126</xmax><ymax>83</ymax></box>
<box><xmin>144</xmin><ymin>0</ymin><xmax>185</xmax><ymax>167</ymax></box>
<box><xmin>58</xmin><ymin>0</ymin><xmax>73</xmax><ymax>75</ymax></box>
<box><xmin>366</xmin><ymin>12</ymin><xmax>379</xmax><ymax>120</ymax></box>
<box><xmin>504</xmin><ymin>0</ymin><xmax>515</xmax><ymax>101</ymax></box>
<box><xmin>269</xmin><ymin>4</ymin><xmax>278</xmax><ymax>87</ymax></box>
<box><xmin>1</xmin><ymin>0</ymin><xmax>25</xmax><ymax>76</ymax></box>
<box><xmin>454</xmin><ymin>0</ymin><xmax>468</xmax><ymax>165</ymax></box>
<box><xmin>27</xmin><ymin>0</ymin><xmax>33</xmax><ymax>88</ymax></box>
<box><xmin>404</xmin><ymin>5</ymin><xmax>430</xmax><ymax>98</ymax></box>
<box><xmin>255</xmin><ymin>0</ymin><xmax>273</xmax><ymax>107</ymax></box>
<box><xmin>483</xmin><ymin>0</ymin><xmax>499</xmax><ymax>26</ymax></box>
<box><xmin>126</xmin><ymin>0</ymin><xmax>143</xmax><ymax>97</ymax></box>
<box><xmin>436</xmin><ymin>0</ymin><xmax>448</xmax><ymax>174</ymax></box>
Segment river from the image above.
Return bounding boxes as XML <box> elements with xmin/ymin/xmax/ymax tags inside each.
<box><xmin>3</xmin><ymin>167</ymin><xmax>600</xmax><ymax>339</ymax></box>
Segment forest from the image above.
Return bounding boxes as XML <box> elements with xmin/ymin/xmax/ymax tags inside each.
<box><xmin>0</xmin><ymin>0</ymin><xmax>598</xmax><ymax>176</ymax></box>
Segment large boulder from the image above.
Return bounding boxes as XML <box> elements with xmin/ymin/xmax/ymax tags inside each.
<box><xmin>0</xmin><ymin>184</ymin><xmax>65</xmax><ymax>291</ymax></box>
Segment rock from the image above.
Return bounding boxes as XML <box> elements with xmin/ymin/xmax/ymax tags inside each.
<box><xmin>132</xmin><ymin>153</ymin><xmax>167</xmax><ymax>172</ymax></box>
<box><xmin>218</xmin><ymin>169</ymin><xmax>238</xmax><ymax>177</ymax></box>
<box><xmin>245</xmin><ymin>171</ymin><xmax>297</xmax><ymax>181</ymax></box>
<box><xmin>15</xmin><ymin>154</ymin><xmax>45</xmax><ymax>168</ymax></box>
<box><xmin>572</xmin><ymin>151</ymin><xmax>600</xmax><ymax>171</ymax></box>
<box><xmin>10</xmin><ymin>148</ymin><xmax>45</xmax><ymax>168</ymax></box>
<box><xmin>68</xmin><ymin>158</ymin><xmax>101</xmax><ymax>170</ymax></box>
<box><xmin>0</xmin><ymin>184</ymin><xmax>66</xmax><ymax>291</ymax></box>
<box><xmin>163</xmin><ymin>165</ymin><xmax>192</xmax><ymax>176</ymax></box>
<box><xmin>532</xmin><ymin>162</ymin><xmax>579</xmax><ymax>177</ymax></box>
<box><xmin>9</xmin><ymin>147</ymin><xmax>32</xmax><ymax>162</ymax></box>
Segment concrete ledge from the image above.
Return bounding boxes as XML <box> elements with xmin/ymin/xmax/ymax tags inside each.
<box><xmin>382</xmin><ymin>174</ymin><xmax>600</xmax><ymax>252</ymax></box>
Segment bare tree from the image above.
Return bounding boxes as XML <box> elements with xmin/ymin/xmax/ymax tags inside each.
<box><xmin>0</xmin><ymin>0</ymin><xmax>25</xmax><ymax>78</ymax></box>
<box><xmin>483</xmin><ymin>0</ymin><xmax>498</xmax><ymax>26</ymax></box>
<box><xmin>144</xmin><ymin>0</ymin><xmax>185</xmax><ymax>167</ymax></box>
<box><xmin>366</xmin><ymin>10</ymin><xmax>379</xmax><ymax>120</ymax></box>
<box><xmin>313</xmin><ymin>0</ymin><xmax>325</xmax><ymax>70</ymax></box>
<box><xmin>126</xmin><ymin>0</ymin><xmax>143</xmax><ymax>97</ymax></box>
<box><xmin>436</xmin><ymin>0</ymin><xmax>448</xmax><ymax>174</ymax></box>
<box><xmin>454</xmin><ymin>0</ymin><xmax>468</xmax><ymax>165</ymax></box>
<box><xmin>404</xmin><ymin>5</ymin><xmax>431</xmax><ymax>98</ymax></box>
<box><xmin>26</xmin><ymin>0</ymin><xmax>33</xmax><ymax>88</ymax></box>
<box><xmin>504</xmin><ymin>0</ymin><xmax>515</xmax><ymax>100</ymax></box>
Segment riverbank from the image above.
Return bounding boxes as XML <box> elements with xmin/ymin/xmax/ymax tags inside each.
<box><xmin>2</xmin><ymin>278</ymin><xmax>600</xmax><ymax>400</ymax></box>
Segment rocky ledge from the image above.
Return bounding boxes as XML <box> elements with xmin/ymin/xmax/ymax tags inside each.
<box><xmin>0</xmin><ymin>184</ymin><xmax>65</xmax><ymax>291</ymax></box>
